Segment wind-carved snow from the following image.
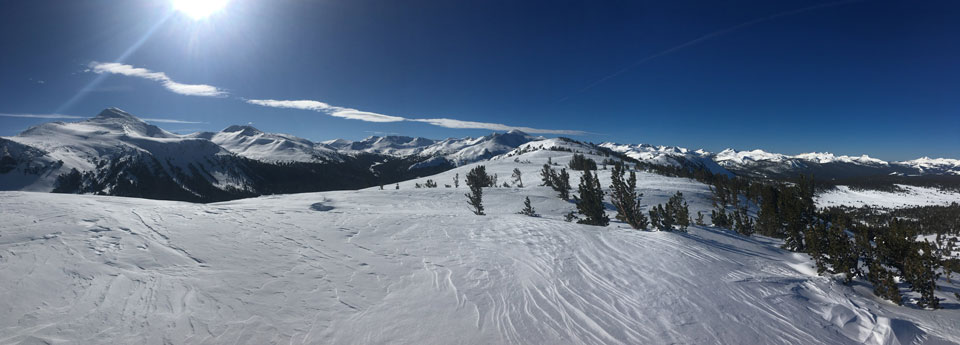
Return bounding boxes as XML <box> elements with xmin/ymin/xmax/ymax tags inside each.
<box><xmin>1</xmin><ymin>148</ymin><xmax>957</xmax><ymax>345</ymax></box>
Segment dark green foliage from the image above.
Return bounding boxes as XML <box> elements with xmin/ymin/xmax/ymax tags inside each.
<box><xmin>670</xmin><ymin>192</ymin><xmax>691</xmax><ymax>231</ymax></box>
<box><xmin>568</xmin><ymin>153</ymin><xmax>597</xmax><ymax>171</ymax></box>
<box><xmin>867</xmin><ymin>263</ymin><xmax>902</xmax><ymax>305</ymax></box>
<box><xmin>903</xmin><ymin>241</ymin><xmax>942</xmax><ymax>309</ymax></box>
<box><xmin>609</xmin><ymin>163</ymin><xmax>648</xmax><ymax>230</ymax></box>
<box><xmin>52</xmin><ymin>168</ymin><xmax>83</xmax><ymax>193</ymax></box>
<box><xmin>733</xmin><ymin>206</ymin><xmax>754</xmax><ymax>236</ymax></box>
<box><xmin>575</xmin><ymin>171</ymin><xmax>608</xmax><ymax>226</ymax></box>
<box><xmin>711</xmin><ymin>206</ymin><xmax>733</xmax><ymax>229</ymax></box>
<box><xmin>540</xmin><ymin>164</ymin><xmax>571</xmax><ymax>199</ymax></box>
<box><xmin>564</xmin><ymin>211</ymin><xmax>579</xmax><ymax>222</ymax></box>
<box><xmin>512</xmin><ymin>168</ymin><xmax>523</xmax><ymax>188</ymax></box>
<box><xmin>695</xmin><ymin>211</ymin><xmax>705</xmax><ymax>226</ymax></box>
<box><xmin>554</xmin><ymin>169</ymin><xmax>571</xmax><ymax>200</ymax></box>
<box><xmin>649</xmin><ymin>205</ymin><xmax>671</xmax><ymax>231</ymax></box>
<box><xmin>540</xmin><ymin>164</ymin><xmax>554</xmax><ymax>187</ymax></box>
<box><xmin>465</xmin><ymin>165</ymin><xmax>486</xmax><ymax>215</ymax></box>
<box><xmin>649</xmin><ymin>191</ymin><xmax>690</xmax><ymax>232</ymax></box>
<box><xmin>518</xmin><ymin>196</ymin><xmax>538</xmax><ymax>217</ymax></box>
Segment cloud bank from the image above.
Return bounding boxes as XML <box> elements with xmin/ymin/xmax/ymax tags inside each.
<box><xmin>89</xmin><ymin>62</ymin><xmax>227</xmax><ymax>97</ymax></box>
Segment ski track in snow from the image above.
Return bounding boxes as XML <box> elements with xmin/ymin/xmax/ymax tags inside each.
<box><xmin>1</xmin><ymin>149</ymin><xmax>959</xmax><ymax>345</ymax></box>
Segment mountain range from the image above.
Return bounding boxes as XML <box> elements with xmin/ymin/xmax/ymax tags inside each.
<box><xmin>1</xmin><ymin>108</ymin><xmax>958</xmax><ymax>202</ymax></box>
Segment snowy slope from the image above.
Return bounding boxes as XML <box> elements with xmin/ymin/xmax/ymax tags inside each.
<box><xmin>190</xmin><ymin>125</ymin><xmax>342</xmax><ymax>163</ymax></box>
<box><xmin>2</xmin><ymin>147</ymin><xmax>958</xmax><ymax>345</ymax></box>
<box><xmin>816</xmin><ymin>185</ymin><xmax>960</xmax><ymax>209</ymax></box>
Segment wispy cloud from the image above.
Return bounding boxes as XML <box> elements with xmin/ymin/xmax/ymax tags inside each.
<box><xmin>89</xmin><ymin>62</ymin><xmax>228</xmax><ymax>97</ymax></box>
<box><xmin>0</xmin><ymin>113</ymin><xmax>85</xmax><ymax>119</ymax></box>
<box><xmin>142</xmin><ymin>118</ymin><xmax>208</xmax><ymax>124</ymax></box>
<box><xmin>1</xmin><ymin>112</ymin><xmax>206</xmax><ymax>124</ymax></box>
<box><xmin>411</xmin><ymin>118</ymin><xmax>587</xmax><ymax>135</ymax></box>
<box><xmin>247</xmin><ymin>98</ymin><xmax>584</xmax><ymax>134</ymax></box>
<box><xmin>245</xmin><ymin>99</ymin><xmax>405</xmax><ymax>122</ymax></box>
<box><xmin>86</xmin><ymin>62</ymin><xmax>584</xmax><ymax>135</ymax></box>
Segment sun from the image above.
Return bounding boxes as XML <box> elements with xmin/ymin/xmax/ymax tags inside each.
<box><xmin>172</xmin><ymin>0</ymin><xmax>229</xmax><ymax>20</ymax></box>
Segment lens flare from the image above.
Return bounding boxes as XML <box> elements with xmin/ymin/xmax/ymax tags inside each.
<box><xmin>172</xmin><ymin>0</ymin><xmax>228</xmax><ymax>20</ymax></box>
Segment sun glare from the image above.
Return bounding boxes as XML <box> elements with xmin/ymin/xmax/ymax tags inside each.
<box><xmin>173</xmin><ymin>0</ymin><xmax>228</xmax><ymax>20</ymax></box>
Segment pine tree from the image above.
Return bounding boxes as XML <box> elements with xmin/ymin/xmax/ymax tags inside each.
<box><xmin>695</xmin><ymin>211</ymin><xmax>705</xmax><ymax>226</ymax></box>
<box><xmin>553</xmin><ymin>168</ymin><xmax>571</xmax><ymax>200</ymax></box>
<box><xmin>904</xmin><ymin>241</ymin><xmax>942</xmax><ymax>309</ymax></box>
<box><xmin>465</xmin><ymin>165</ymin><xmax>486</xmax><ymax>216</ymax></box>
<box><xmin>826</xmin><ymin>218</ymin><xmax>857</xmax><ymax>284</ymax></box>
<box><xmin>512</xmin><ymin>168</ymin><xmax>523</xmax><ymax>188</ymax></box>
<box><xmin>540</xmin><ymin>164</ymin><xmax>555</xmax><ymax>187</ymax></box>
<box><xmin>867</xmin><ymin>263</ymin><xmax>902</xmax><ymax>305</ymax></box>
<box><xmin>518</xmin><ymin>196</ymin><xmax>538</xmax><ymax>217</ymax></box>
<box><xmin>609</xmin><ymin>163</ymin><xmax>648</xmax><ymax>230</ymax></box>
<box><xmin>453</xmin><ymin>173</ymin><xmax>459</xmax><ymax>188</ymax></box>
<box><xmin>668</xmin><ymin>191</ymin><xmax>690</xmax><ymax>232</ymax></box>
<box><xmin>575</xmin><ymin>171</ymin><xmax>608</xmax><ymax>226</ymax></box>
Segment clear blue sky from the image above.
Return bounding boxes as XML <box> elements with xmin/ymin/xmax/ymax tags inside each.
<box><xmin>0</xmin><ymin>0</ymin><xmax>957</xmax><ymax>160</ymax></box>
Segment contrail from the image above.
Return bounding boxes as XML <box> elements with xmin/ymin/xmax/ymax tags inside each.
<box><xmin>557</xmin><ymin>0</ymin><xmax>865</xmax><ymax>102</ymax></box>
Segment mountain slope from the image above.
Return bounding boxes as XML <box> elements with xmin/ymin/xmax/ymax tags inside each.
<box><xmin>190</xmin><ymin>125</ymin><xmax>342</xmax><ymax>163</ymax></box>
<box><xmin>1</xmin><ymin>145</ymin><xmax>957</xmax><ymax>344</ymax></box>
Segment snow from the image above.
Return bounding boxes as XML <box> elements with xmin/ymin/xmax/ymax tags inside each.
<box><xmin>330</xmin><ymin>130</ymin><xmax>543</xmax><ymax>166</ymax></box>
<box><xmin>2</xmin><ymin>149</ymin><xmax>958</xmax><ymax>344</ymax></box>
<box><xmin>794</xmin><ymin>152</ymin><xmax>889</xmax><ymax>166</ymax></box>
<box><xmin>898</xmin><ymin>157</ymin><xmax>960</xmax><ymax>175</ymax></box>
<box><xmin>190</xmin><ymin>125</ymin><xmax>342</xmax><ymax>163</ymax></box>
<box><xmin>816</xmin><ymin>184</ymin><xmax>960</xmax><ymax>209</ymax></box>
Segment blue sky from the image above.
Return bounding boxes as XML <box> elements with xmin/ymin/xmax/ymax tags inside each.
<box><xmin>0</xmin><ymin>0</ymin><xmax>957</xmax><ymax>160</ymax></box>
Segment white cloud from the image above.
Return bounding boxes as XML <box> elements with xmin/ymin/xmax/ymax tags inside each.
<box><xmin>411</xmin><ymin>118</ymin><xmax>587</xmax><ymax>135</ymax></box>
<box><xmin>142</xmin><ymin>118</ymin><xmax>208</xmax><ymax>124</ymax></box>
<box><xmin>89</xmin><ymin>62</ymin><xmax>227</xmax><ymax>97</ymax></box>
<box><xmin>245</xmin><ymin>99</ymin><xmax>331</xmax><ymax>111</ymax></box>
<box><xmin>245</xmin><ymin>99</ymin><xmax>404</xmax><ymax>122</ymax></box>
<box><xmin>246</xmin><ymin>98</ymin><xmax>583</xmax><ymax>134</ymax></box>
<box><xmin>0</xmin><ymin>113</ymin><xmax>85</xmax><ymax>119</ymax></box>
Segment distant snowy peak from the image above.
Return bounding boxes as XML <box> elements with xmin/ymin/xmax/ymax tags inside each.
<box><xmin>897</xmin><ymin>157</ymin><xmax>960</xmax><ymax>175</ymax></box>
<box><xmin>795</xmin><ymin>152</ymin><xmax>888</xmax><ymax>166</ymax></box>
<box><xmin>194</xmin><ymin>125</ymin><xmax>341</xmax><ymax>163</ymax></box>
<box><xmin>326</xmin><ymin>130</ymin><xmax>543</xmax><ymax>165</ymax></box>
<box><xmin>330</xmin><ymin>135</ymin><xmax>438</xmax><ymax>156</ymax></box>
<box><xmin>714</xmin><ymin>148</ymin><xmax>789</xmax><ymax>165</ymax></box>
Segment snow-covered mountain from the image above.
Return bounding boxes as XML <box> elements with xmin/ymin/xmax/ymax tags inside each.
<box><xmin>189</xmin><ymin>125</ymin><xmax>342</xmax><ymax>163</ymax></box>
<box><xmin>0</xmin><ymin>108</ymin><xmax>257</xmax><ymax>200</ymax></box>
<box><xmin>2</xmin><ymin>144</ymin><xmax>958</xmax><ymax>344</ymax></box>
<box><xmin>3</xmin><ymin>107</ymin><xmax>959</xmax><ymax>202</ymax></box>
<box><xmin>599</xmin><ymin>143</ymin><xmax>960</xmax><ymax>180</ymax></box>
<box><xmin>325</xmin><ymin>130</ymin><xmax>543</xmax><ymax>166</ymax></box>
<box><xmin>0</xmin><ymin>108</ymin><xmax>543</xmax><ymax>201</ymax></box>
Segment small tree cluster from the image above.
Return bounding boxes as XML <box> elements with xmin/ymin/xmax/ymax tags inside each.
<box><xmin>568</xmin><ymin>153</ymin><xmax>598</xmax><ymax>171</ymax></box>
<box><xmin>575</xmin><ymin>171</ymin><xmax>608</xmax><ymax>226</ymax></box>
<box><xmin>609</xmin><ymin>163</ymin><xmax>648</xmax><ymax>230</ymax></box>
<box><xmin>649</xmin><ymin>191</ymin><xmax>690</xmax><ymax>232</ymax></box>
<box><xmin>541</xmin><ymin>164</ymin><xmax>571</xmax><ymax>199</ymax></box>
